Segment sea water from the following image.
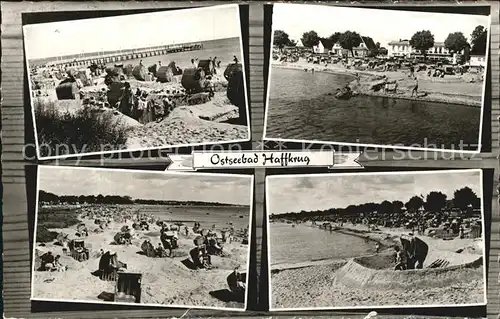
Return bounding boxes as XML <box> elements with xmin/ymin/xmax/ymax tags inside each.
<box><xmin>269</xmin><ymin>223</ymin><xmax>374</xmax><ymax>266</ymax></box>
<box><xmin>105</xmin><ymin>37</ymin><xmax>243</xmax><ymax>71</ymax></box>
<box><xmin>140</xmin><ymin>205</ymin><xmax>250</xmax><ymax>231</ymax></box>
<box><xmin>266</xmin><ymin>67</ymin><xmax>481</xmax><ymax>150</ymax></box>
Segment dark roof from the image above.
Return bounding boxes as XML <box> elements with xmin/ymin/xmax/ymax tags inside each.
<box><xmin>361</xmin><ymin>36</ymin><xmax>378</xmax><ymax>51</ymax></box>
<box><xmin>319</xmin><ymin>38</ymin><xmax>335</xmax><ymax>50</ymax></box>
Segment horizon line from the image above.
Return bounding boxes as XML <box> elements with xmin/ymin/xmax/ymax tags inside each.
<box><xmin>39</xmin><ymin>190</ymin><xmax>245</xmax><ymax>206</ymax></box>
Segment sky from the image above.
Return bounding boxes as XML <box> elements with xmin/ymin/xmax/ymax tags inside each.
<box><xmin>38</xmin><ymin>166</ymin><xmax>252</xmax><ymax>206</ymax></box>
<box><xmin>273</xmin><ymin>3</ymin><xmax>489</xmax><ymax>48</ymax></box>
<box><xmin>23</xmin><ymin>4</ymin><xmax>241</xmax><ymax>60</ymax></box>
<box><xmin>267</xmin><ymin>170</ymin><xmax>482</xmax><ymax>214</ymax></box>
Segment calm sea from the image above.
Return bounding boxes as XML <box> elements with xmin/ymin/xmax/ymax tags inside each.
<box><xmin>105</xmin><ymin>37</ymin><xmax>242</xmax><ymax>71</ymax></box>
<box><xmin>139</xmin><ymin>205</ymin><xmax>250</xmax><ymax>230</ymax></box>
<box><xmin>266</xmin><ymin>67</ymin><xmax>481</xmax><ymax>150</ymax></box>
<box><xmin>270</xmin><ymin>223</ymin><xmax>373</xmax><ymax>266</ymax></box>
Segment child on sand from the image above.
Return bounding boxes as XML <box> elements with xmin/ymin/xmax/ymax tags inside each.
<box><xmin>394</xmin><ymin>246</ymin><xmax>407</xmax><ymax>271</ymax></box>
<box><xmin>53</xmin><ymin>255</ymin><xmax>66</xmax><ymax>272</ymax></box>
<box><xmin>411</xmin><ymin>77</ymin><xmax>419</xmax><ymax>97</ymax></box>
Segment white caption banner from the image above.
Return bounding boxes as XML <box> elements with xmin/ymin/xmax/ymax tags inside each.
<box><xmin>165</xmin><ymin>152</ymin><xmax>363</xmax><ymax>171</ymax></box>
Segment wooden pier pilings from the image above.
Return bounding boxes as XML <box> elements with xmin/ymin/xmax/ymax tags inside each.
<box><xmin>43</xmin><ymin>42</ymin><xmax>204</xmax><ymax>68</ymax></box>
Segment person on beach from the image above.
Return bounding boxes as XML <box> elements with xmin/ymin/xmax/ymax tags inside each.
<box><xmin>53</xmin><ymin>255</ymin><xmax>66</xmax><ymax>272</ymax></box>
<box><xmin>409</xmin><ymin>65</ymin><xmax>415</xmax><ymax>78</ymax></box>
<box><xmin>41</xmin><ymin>251</ymin><xmax>55</xmax><ymax>271</ymax></box>
<box><xmin>109</xmin><ymin>251</ymin><xmax>122</xmax><ymax>271</ymax></box>
<box><xmin>375</xmin><ymin>242</ymin><xmax>380</xmax><ymax>253</ymax></box>
<box><xmin>62</xmin><ymin>241</ymin><xmax>69</xmax><ymax>256</ymax></box>
<box><xmin>411</xmin><ymin>77</ymin><xmax>419</xmax><ymax>97</ymax></box>
<box><xmin>355</xmin><ymin>72</ymin><xmax>360</xmax><ymax>85</ymax></box>
<box><xmin>233</xmin><ymin>55</ymin><xmax>239</xmax><ymax>63</ymax></box>
<box><xmin>459</xmin><ymin>226</ymin><xmax>465</xmax><ymax>239</ymax></box>
<box><xmin>156</xmin><ymin>243</ymin><xmax>165</xmax><ymax>257</ymax></box>
<box><xmin>394</xmin><ymin>246</ymin><xmax>407</xmax><ymax>271</ymax></box>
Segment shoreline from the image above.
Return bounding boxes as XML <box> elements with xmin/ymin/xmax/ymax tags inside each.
<box><xmin>270</xmin><ymin>220</ymin><xmax>485</xmax><ymax>308</ymax></box>
<box><xmin>272</xmin><ymin>61</ymin><xmax>482</xmax><ymax>107</ymax></box>
<box><xmin>270</xmin><ymin>222</ymin><xmax>395</xmax><ymax>272</ymax></box>
<box><xmin>272</xmin><ymin>220</ymin><xmax>483</xmax><ymax>269</ymax></box>
<box><xmin>307</xmin><ymin>222</ymin><xmax>397</xmax><ymax>248</ymax></box>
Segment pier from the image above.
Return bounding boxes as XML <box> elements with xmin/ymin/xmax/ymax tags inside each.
<box><xmin>35</xmin><ymin>42</ymin><xmax>203</xmax><ymax>68</ymax></box>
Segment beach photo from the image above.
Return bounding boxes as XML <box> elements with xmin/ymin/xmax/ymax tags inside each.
<box><xmin>267</xmin><ymin>169</ymin><xmax>486</xmax><ymax>310</ymax></box>
<box><xmin>31</xmin><ymin>166</ymin><xmax>252</xmax><ymax>310</ymax></box>
<box><xmin>264</xmin><ymin>4</ymin><xmax>490</xmax><ymax>152</ymax></box>
<box><xmin>24</xmin><ymin>4</ymin><xmax>249</xmax><ymax>159</ymax></box>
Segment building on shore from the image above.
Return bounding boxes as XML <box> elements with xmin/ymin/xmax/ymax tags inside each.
<box><xmin>313</xmin><ymin>38</ymin><xmax>335</xmax><ymax>54</ymax></box>
<box><xmin>331</xmin><ymin>36</ymin><xmax>378</xmax><ymax>58</ymax></box>
<box><xmin>387</xmin><ymin>39</ymin><xmax>465</xmax><ymax>62</ymax></box>
<box><xmin>468</xmin><ymin>55</ymin><xmax>487</xmax><ymax>68</ymax></box>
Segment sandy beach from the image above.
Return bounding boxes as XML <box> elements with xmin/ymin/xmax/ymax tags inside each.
<box><xmin>28</xmin><ymin>32</ymin><xmax>248</xmax><ymax>158</ymax></box>
<box><xmin>271</xmin><ymin>59</ymin><xmax>483</xmax><ymax>107</ymax></box>
<box><xmin>32</xmin><ymin>62</ymin><xmax>248</xmax><ymax>153</ymax></box>
<box><xmin>124</xmin><ymin>91</ymin><xmax>247</xmax><ymax>149</ymax></box>
<box><xmin>33</xmin><ymin>205</ymin><xmax>250</xmax><ymax>309</ymax></box>
<box><xmin>270</xmin><ymin>222</ymin><xmax>485</xmax><ymax>309</ymax></box>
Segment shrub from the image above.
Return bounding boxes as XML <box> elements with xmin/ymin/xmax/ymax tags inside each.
<box><xmin>36</xmin><ymin>226</ymin><xmax>59</xmax><ymax>243</ymax></box>
<box><xmin>33</xmin><ymin>99</ymin><xmax>129</xmax><ymax>157</ymax></box>
<box><xmin>38</xmin><ymin>209</ymin><xmax>81</xmax><ymax>229</ymax></box>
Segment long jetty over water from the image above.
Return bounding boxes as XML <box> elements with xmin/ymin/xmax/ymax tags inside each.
<box><xmin>33</xmin><ymin>41</ymin><xmax>203</xmax><ymax>67</ymax></box>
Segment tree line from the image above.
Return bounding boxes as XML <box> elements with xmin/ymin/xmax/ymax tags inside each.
<box><xmin>38</xmin><ymin>190</ymin><xmax>239</xmax><ymax>207</ymax></box>
<box><xmin>274</xmin><ymin>25</ymin><xmax>488</xmax><ymax>57</ymax></box>
<box><xmin>274</xmin><ymin>29</ymin><xmax>376</xmax><ymax>58</ymax></box>
<box><xmin>270</xmin><ymin>186</ymin><xmax>481</xmax><ymax>220</ymax></box>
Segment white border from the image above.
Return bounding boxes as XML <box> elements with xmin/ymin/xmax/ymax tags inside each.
<box><xmin>24</xmin><ymin>3</ymin><xmax>251</xmax><ymax>161</ymax></box>
<box><xmin>266</xmin><ymin>169</ymin><xmax>487</xmax><ymax>311</ymax></box>
<box><xmin>30</xmin><ymin>165</ymin><xmax>254</xmax><ymax>312</ymax></box>
<box><xmin>263</xmin><ymin>3</ymin><xmax>491</xmax><ymax>155</ymax></box>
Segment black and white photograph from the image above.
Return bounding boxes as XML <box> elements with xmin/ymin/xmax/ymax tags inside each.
<box><xmin>267</xmin><ymin>170</ymin><xmax>486</xmax><ymax>310</ymax></box>
<box><xmin>31</xmin><ymin>166</ymin><xmax>252</xmax><ymax>310</ymax></box>
<box><xmin>264</xmin><ymin>3</ymin><xmax>490</xmax><ymax>152</ymax></box>
<box><xmin>24</xmin><ymin>4</ymin><xmax>249</xmax><ymax>159</ymax></box>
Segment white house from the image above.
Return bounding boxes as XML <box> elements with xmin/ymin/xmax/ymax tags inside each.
<box><xmin>313</xmin><ymin>39</ymin><xmax>334</xmax><ymax>54</ymax></box>
<box><xmin>330</xmin><ymin>36</ymin><xmax>378</xmax><ymax>58</ymax></box>
<box><xmin>468</xmin><ymin>55</ymin><xmax>486</xmax><ymax>68</ymax></box>
<box><xmin>387</xmin><ymin>39</ymin><xmax>462</xmax><ymax>61</ymax></box>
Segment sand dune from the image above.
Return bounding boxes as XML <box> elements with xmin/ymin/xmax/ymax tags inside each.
<box><xmin>33</xmin><ymin>215</ymin><xmax>249</xmax><ymax>309</ymax></box>
<box><xmin>125</xmin><ymin>92</ymin><xmax>247</xmax><ymax>149</ymax></box>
